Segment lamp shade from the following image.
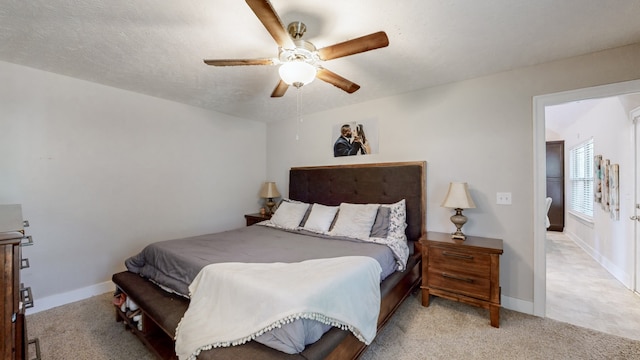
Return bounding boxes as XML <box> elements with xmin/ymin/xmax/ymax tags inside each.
<box><xmin>441</xmin><ymin>182</ymin><xmax>476</xmax><ymax>209</ymax></box>
<box><xmin>259</xmin><ymin>182</ymin><xmax>281</xmax><ymax>199</ymax></box>
<box><xmin>278</xmin><ymin>61</ymin><xmax>316</xmax><ymax>87</ymax></box>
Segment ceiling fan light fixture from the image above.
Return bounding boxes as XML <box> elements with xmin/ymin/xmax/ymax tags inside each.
<box><xmin>279</xmin><ymin>61</ymin><xmax>317</xmax><ymax>88</ymax></box>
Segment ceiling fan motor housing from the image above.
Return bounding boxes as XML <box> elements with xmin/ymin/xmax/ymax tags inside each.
<box><xmin>287</xmin><ymin>21</ymin><xmax>306</xmax><ymax>39</ymax></box>
<box><xmin>279</xmin><ymin>39</ymin><xmax>319</xmax><ymax>66</ymax></box>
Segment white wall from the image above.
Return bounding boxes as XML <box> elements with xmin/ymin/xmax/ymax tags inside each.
<box><xmin>267</xmin><ymin>43</ymin><xmax>640</xmax><ymax>312</ymax></box>
<box><xmin>0</xmin><ymin>61</ymin><xmax>267</xmax><ymax>311</ymax></box>
<box><xmin>559</xmin><ymin>97</ymin><xmax>635</xmax><ymax>287</ymax></box>
<box><xmin>545</xmin><ymin>129</ymin><xmax>563</xmax><ymax>141</ymax></box>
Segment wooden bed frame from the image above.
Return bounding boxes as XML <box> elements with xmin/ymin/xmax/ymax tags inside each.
<box><xmin>112</xmin><ymin>161</ymin><xmax>426</xmax><ymax>359</ymax></box>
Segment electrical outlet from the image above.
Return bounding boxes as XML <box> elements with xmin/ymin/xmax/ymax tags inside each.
<box><xmin>496</xmin><ymin>192</ymin><xmax>512</xmax><ymax>205</ymax></box>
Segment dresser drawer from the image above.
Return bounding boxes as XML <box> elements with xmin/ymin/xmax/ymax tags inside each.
<box><xmin>428</xmin><ymin>246</ymin><xmax>491</xmax><ymax>276</ymax></box>
<box><xmin>427</xmin><ymin>268</ymin><xmax>491</xmax><ymax>300</ymax></box>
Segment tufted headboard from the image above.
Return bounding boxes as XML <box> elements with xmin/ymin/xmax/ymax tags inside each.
<box><xmin>289</xmin><ymin>161</ymin><xmax>426</xmax><ymax>242</ymax></box>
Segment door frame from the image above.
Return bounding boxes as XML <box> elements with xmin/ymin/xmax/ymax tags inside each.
<box><xmin>533</xmin><ymin>78</ymin><xmax>640</xmax><ymax>317</ymax></box>
<box><xmin>632</xmin><ymin>106</ymin><xmax>640</xmax><ymax>294</ymax></box>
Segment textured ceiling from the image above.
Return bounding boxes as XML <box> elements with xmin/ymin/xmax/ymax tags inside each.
<box><xmin>1</xmin><ymin>0</ymin><xmax>640</xmax><ymax>122</ymax></box>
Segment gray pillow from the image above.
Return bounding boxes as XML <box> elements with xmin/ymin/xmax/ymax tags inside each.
<box><xmin>370</xmin><ymin>206</ymin><xmax>391</xmax><ymax>238</ymax></box>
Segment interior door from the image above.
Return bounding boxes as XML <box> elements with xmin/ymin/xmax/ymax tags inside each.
<box><xmin>546</xmin><ymin>141</ymin><xmax>565</xmax><ymax>232</ymax></box>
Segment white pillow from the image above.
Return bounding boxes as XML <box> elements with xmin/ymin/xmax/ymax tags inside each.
<box><xmin>270</xmin><ymin>201</ymin><xmax>310</xmax><ymax>229</ymax></box>
<box><xmin>329</xmin><ymin>203</ymin><xmax>380</xmax><ymax>239</ymax></box>
<box><xmin>302</xmin><ymin>203</ymin><xmax>339</xmax><ymax>233</ymax></box>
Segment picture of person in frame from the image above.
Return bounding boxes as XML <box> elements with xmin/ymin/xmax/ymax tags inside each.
<box><xmin>333</xmin><ymin>123</ymin><xmax>362</xmax><ymax>156</ymax></box>
<box><xmin>354</xmin><ymin>123</ymin><xmax>371</xmax><ymax>155</ymax></box>
<box><xmin>331</xmin><ymin>119</ymin><xmax>378</xmax><ymax>157</ymax></box>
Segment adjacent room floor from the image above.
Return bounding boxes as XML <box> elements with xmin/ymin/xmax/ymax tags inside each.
<box><xmin>546</xmin><ymin>231</ymin><xmax>640</xmax><ymax>341</ymax></box>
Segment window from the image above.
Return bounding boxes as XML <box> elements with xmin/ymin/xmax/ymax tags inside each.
<box><xmin>569</xmin><ymin>139</ymin><xmax>594</xmax><ymax>218</ymax></box>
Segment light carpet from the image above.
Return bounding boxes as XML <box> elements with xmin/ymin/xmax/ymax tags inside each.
<box><xmin>26</xmin><ymin>290</ymin><xmax>640</xmax><ymax>359</ymax></box>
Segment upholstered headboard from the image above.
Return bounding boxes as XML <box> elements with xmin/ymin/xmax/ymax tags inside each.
<box><xmin>289</xmin><ymin>161</ymin><xmax>426</xmax><ymax>242</ymax></box>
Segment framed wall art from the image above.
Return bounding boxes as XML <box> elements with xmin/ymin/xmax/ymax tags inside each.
<box><xmin>601</xmin><ymin>158</ymin><xmax>610</xmax><ymax>212</ymax></box>
<box><xmin>593</xmin><ymin>154</ymin><xmax>603</xmax><ymax>203</ymax></box>
<box><xmin>609</xmin><ymin>163</ymin><xmax>619</xmax><ymax>220</ymax></box>
<box><xmin>331</xmin><ymin>118</ymin><xmax>379</xmax><ymax>157</ymax></box>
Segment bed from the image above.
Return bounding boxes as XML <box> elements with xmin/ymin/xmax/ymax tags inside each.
<box><xmin>112</xmin><ymin>161</ymin><xmax>426</xmax><ymax>360</ymax></box>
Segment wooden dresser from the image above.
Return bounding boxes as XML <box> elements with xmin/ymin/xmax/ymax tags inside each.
<box><xmin>1</xmin><ymin>231</ymin><xmax>26</xmax><ymax>360</ymax></box>
<box><xmin>1</xmin><ymin>205</ymin><xmax>39</xmax><ymax>360</ymax></box>
<box><xmin>420</xmin><ymin>231</ymin><xmax>503</xmax><ymax>327</ymax></box>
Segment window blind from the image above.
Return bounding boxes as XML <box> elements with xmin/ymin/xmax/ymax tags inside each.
<box><xmin>569</xmin><ymin>139</ymin><xmax>594</xmax><ymax>217</ymax></box>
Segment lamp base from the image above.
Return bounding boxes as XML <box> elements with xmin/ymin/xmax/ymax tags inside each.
<box><xmin>450</xmin><ymin>208</ymin><xmax>468</xmax><ymax>241</ymax></box>
<box><xmin>265</xmin><ymin>198</ymin><xmax>276</xmax><ymax>215</ymax></box>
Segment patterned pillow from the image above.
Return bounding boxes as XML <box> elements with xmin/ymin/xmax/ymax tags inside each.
<box><xmin>384</xmin><ymin>199</ymin><xmax>408</xmax><ymax>243</ymax></box>
<box><xmin>302</xmin><ymin>204</ymin><xmax>339</xmax><ymax>233</ymax></box>
<box><xmin>329</xmin><ymin>203</ymin><xmax>380</xmax><ymax>239</ymax></box>
<box><xmin>269</xmin><ymin>200</ymin><xmax>310</xmax><ymax>229</ymax></box>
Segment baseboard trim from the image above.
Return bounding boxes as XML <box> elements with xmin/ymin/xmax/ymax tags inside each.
<box><xmin>565</xmin><ymin>231</ymin><xmax>633</xmax><ymax>289</ymax></box>
<box><xmin>27</xmin><ymin>281</ymin><xmax>537</xmax><ymax>319</ymax></box>
<box><xmin>26</xmin><ymin>281</ymin><xmax>114</xmax><ymax>314</ymax></box>
<box><xmin>502</xmin><ymin>295</ymin><xmax>534</xmax><ymax>315</ymax></box>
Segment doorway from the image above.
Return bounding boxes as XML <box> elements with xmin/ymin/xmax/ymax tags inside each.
<box><xmin>533</xmin><ymin>79</ymin><xmax>640</xmax><ymax>317</ymax></box>
<box><xmin>543</xmin><ymin>95</ymin><xmax>640</xmax><ymax>339</ymax></box>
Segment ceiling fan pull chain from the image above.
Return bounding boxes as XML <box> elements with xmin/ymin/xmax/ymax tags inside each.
<box><xmin>295</xmin><ymin>88</ymin><xmax>301</xmax><ymax>141</ymax></box>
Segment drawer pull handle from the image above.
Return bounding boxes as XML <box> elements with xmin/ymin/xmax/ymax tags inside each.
<box><xmin>20</xmin><ymin>235</ymin><xmax>34</xmax><ymax>247</ymax></box>
<box><xmin>442</xmin><ymin>272</ymin><xmax>474</xmax><ymax>283</ymax></box>
<box><xmin>442</xmin><ymin>251</ymin><xmax>473</xmax><ymax>260</ymax></box>
<box><xmin>28</xmin><ymin>338</ymin><xmax>42</xmax><ymax>360</ymax></box>
<box><xmin>20</xmin><ymin>285</ymin><xmax>34</xmax><ymax>308</ymax></box>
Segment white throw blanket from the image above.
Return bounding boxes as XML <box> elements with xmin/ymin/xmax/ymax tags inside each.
<box><xmin>174</xmin><ymin>256</ymin><xmax>382</xmax><ymax>360</ymax></box>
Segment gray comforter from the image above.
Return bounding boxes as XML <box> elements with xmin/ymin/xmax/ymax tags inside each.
<box><xmin>125</xmin><ymin>224</ymin><xmax>397</xmax><ymax>297</ymax></box>
<box><xmin>124</xmin><ymin>224</ymin><xmax>398</xmax><ymax>354</ymax></box>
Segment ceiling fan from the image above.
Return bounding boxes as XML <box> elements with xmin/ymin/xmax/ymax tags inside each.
<box><xmin>204</xmin><ymin>0</ymin><xmax>389</xmax><ymax>98</ymax></box>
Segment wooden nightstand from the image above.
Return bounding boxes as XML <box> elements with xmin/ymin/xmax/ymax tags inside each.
<box><xmin>420</xmin><ymin>231</ymin><xmax>503</xmax><ymax>327</ymax></box>
<box><xmin>244</xmin><ymin>213</ymin><xmax>271</xmax><ymax>226</ymax></box>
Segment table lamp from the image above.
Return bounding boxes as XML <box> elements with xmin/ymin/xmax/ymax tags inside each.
<box><xmin>441</xmin><ymin>182</ymin><xmax>476</xmax><ymax>240</ymax></box>
<box><xmin>259</xmin><ymin>182</ymin><xmax>281</xmax><ymax>215</ymax></box>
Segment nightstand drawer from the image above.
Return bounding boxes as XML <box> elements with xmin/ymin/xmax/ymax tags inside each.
<box><xmin>427</xmin><ymin>268</ymin><xmax>491</xmax><ymax>300</ymax></box>
<box><xmin>429</xmin><ymin>247</ymin><xmax>491</xmax><ymax>276</ymax></box>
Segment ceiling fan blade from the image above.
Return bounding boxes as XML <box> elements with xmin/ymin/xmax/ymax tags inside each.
<box><xmin>245</xmin><ymin>0</ymin><xmax>295</xmax><ymax>49</ymax></box>
<box><xmin>316</xmin><ymin>68</ymin><xmax>360</xmax><ymax>94</ymax></box>
<box><xmin>317</xmin><ymin>31</ymin><xmax>389</xmax><ymax>61</ymax></box>
<box><xmin>204</xmin><ymin>59</ymin><xmax>274</xmax><ymax>66</ymax></box>
<box><xmin>271</xmin><ymin>80</ymin><xmax>289</xmax><ymax>97</ymax></box>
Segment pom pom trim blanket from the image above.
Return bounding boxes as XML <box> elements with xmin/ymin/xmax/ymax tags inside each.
<box><xmin>175</xmin><ymin>256</ymin><xmax>382</xmax><ymax>360</ymax></box>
